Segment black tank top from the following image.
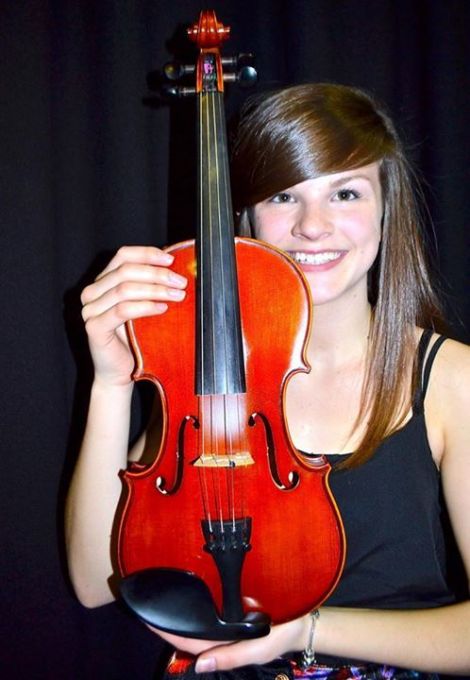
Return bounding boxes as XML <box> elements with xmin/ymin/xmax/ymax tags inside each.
<box><xmin>305</xmin><ymin>330</ymin><xmax>455</xmax><ymax>613</ymax></box>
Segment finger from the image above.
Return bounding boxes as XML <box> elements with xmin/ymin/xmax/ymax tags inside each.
<box><xmin>81</xmin><ymin>280</ymin><xmax>185</xmax><ymax>322</ymax></box>
<box><xmin>81</xmin><ymin>263</ymin><xmax>187</xmax><ymax>307</ymax></box>
<box><xmin>195</xmin><ymin>637</ymin><xmax>274</xmax><ymax>673</ymax></box>
<box><xmin>195</xmin><ymin>620</ymin><xmax>305</xmax><ymax>672</ymax></box>
<box><xmin>97</xmin><ymin>245</ymin><xmax>174</xmax><ymax>280</ymax></box>
<box><xmin>83</xmin><ymin>300</ymin><xmax>169</xmax><ymax>346</ymax></box>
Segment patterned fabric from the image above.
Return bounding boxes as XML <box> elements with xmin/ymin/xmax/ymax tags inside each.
<box><xmin>164</xmin><ymin>652</ymin><xmax>292</xmax><ymax>679</ymax></box>
<box><xmin>163</xmin><ymin>653</ymin><xmax>438</xmax><ymax>680</ymax></box>
<box><xmin>291</xmin><ymin>658</ymin><xmax>438</xmax><ymax>679</ymax></box>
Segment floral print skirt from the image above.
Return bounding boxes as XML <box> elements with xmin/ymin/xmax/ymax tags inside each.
<box><xmin>163</xmin><ymin>652</ymin><xmax>439</xmax><ymax>680</ymax></box>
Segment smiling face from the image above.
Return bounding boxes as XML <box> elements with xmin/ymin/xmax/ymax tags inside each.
<box><xmin>252</xmin><ymin>162</ymin><xmax>383</xmax><ymax>307</ymax></box>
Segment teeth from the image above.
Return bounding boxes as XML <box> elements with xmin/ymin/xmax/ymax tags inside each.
<box><xmin>291</xmin><ymin>251</ymin><xmax>342</xmax><ymax>265</ymax></box>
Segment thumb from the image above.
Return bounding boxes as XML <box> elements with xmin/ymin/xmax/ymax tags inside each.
<box><xmin>194</xmin><ymin>619</ymin><xmax>306</xmax><ymax>673</ymax></box>
<box><xmin>194</xmin><ymin>638</ymin><xmax>267</xmax><ymax>673</ymax></box>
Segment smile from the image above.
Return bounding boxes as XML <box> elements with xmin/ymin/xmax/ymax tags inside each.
<box><xmin>288</xmin><ymin>251</ymin><xmax>344</xmax><ymax>265</ymax></box>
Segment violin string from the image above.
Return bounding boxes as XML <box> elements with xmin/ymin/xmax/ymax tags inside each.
<box><xmin>212</xmin><ymin>91</ymin><xmax>237</xmax><ymax>530</ymax></box>
<box><xmin>217</xmin><ymin>92</ymin><xmax>239</xmax><ymax>530</ymax></box>
<box><xmin>207</xmin><ymin>92</ymin><xmax>226</xmax><ymax>533</ymax></box>
<box><xmin>221</xmin><ymin>92</ymin><xmax>244</xmax><ymax>530</ymax></box>
<box><xmin>223</xmin><ymin>395</ymin><xmax>235</xmax><ymax>530</ymax></box>
<box><xmin>211</xmin><ymin>396</ymin><xmax>223</xmax><ymax>528</ymax></box>
<box><xmin>198</xmin><ymin>91</ymin><xmax>212</xmax><ymax>529</ymax></box>
<box><xmin>220</xmin><ymin>93</ymin><xmax>240</xmax><ymax>530</ymax></box>
<box><xmin>236</xmin><ymin>393</ymin><xmax>247</xmax><ymax>523</ymax></box>
<box><xmin>198</xmin><ymin>397</ymin><xmax>212</xmax><ymax>532</ymax></box>
<box><xmin>207</xmin><ymin>92</ymin><xmax>221</xmax><ymax>529</ymax></box>
<box><xmin>199</xmin><ymin>81</ymin><xmax>244</xmax><ymax>534</ymax></box>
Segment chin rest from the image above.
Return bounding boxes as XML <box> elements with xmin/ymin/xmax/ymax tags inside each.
<box><xmin>120</xmin><ymin>568</ymin><xmax>271</xmax><ymax>640</ymax></box>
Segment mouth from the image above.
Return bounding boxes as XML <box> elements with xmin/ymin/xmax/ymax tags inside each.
<box><xmin>287</xmin><ymin>250</ymin><xmax>344</xmax><ymax>266</ymax></box>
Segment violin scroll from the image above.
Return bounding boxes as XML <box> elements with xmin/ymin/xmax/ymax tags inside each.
<box><xmin>152</xmin><ymin>11</ymin><xmax>257</xmax><ymax>100</ymax></box>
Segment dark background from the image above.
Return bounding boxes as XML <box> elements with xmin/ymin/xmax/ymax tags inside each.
<box><xmin>1</xmin><ymin>1</ymin><xmax>469</xmax><ymax>678</ymax></box>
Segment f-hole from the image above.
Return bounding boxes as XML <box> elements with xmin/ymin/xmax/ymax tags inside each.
<box><xmin>156</xmin><ymin>415</ymin><xmax>199</xmax><ymax>495</ymax></box>
<box><xmin>249</xmin><ymin>412</ymin><xmax>299</xmax><ymax>490</ymax></box>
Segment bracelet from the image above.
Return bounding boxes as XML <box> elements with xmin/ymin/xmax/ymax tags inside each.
<box><xmin>300</xmin><ymin>609</ymin><xmax>320</xmax><ymax>670</ymax></box>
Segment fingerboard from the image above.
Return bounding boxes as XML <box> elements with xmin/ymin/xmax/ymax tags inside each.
<box><xmin>195</xmin><ymin>88</ymin><xmax>246</xmax><ymax>396</ymax></box>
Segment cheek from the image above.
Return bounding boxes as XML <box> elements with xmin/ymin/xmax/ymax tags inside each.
<box><xmin>251</xmin><ymin>216</ymin><xmax>285</xmax><ymax>244</ymax></box>
<box><xmin>364</xmin><ymin>237</ymin><xmax>381</xmax><ymax>271</ymax></box>
<box><xmin>250</xmin><ymin>209</ymin><xmax>265</xmax><ymax>240</ymax></box>
<box><xmin>358</xmin><ymin>227</ymin><xmax>382</xmax><ymax>272</ymax></box>
<box><xmin>347</xmin><ymin>214</ymin><xmax>381</xmax><ymax>250</ymax></box>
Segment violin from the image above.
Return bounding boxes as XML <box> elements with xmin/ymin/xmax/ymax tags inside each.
<box><xmin>118</xmin><ymin>10</ymin><xmax>345</xmax><ymax>641</ymax></box>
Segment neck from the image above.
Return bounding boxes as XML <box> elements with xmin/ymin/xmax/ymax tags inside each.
<box><xmin>307</xmin><ymin>293</ymin><xmax>372</xmax><ymax>367</ymax></box>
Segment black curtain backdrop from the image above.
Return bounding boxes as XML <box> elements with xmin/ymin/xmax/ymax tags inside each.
<box><xmin>1</xmin><ymin>1</ymin><xmax>469</xmax><ymax>678</ymax></box>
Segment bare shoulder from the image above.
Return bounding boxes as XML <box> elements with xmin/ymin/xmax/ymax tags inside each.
<box><xmin>426</xmin><ymin>334</ymin><xmax>470</xmax><ymax>462</ymax></box>
<box><xmin>428</xmin><ymin>335</ymin><xmax>470</xmax><ymax>580</ymax></box>
<box><xmin>427</xmin><ymin>334</ymin><xmax>470</xmax><ymax>402</ymax></box>
<box><xmin>420</xmin><ymin>333</ymin><xmax>470</xmax><ymax>467</ymax></box>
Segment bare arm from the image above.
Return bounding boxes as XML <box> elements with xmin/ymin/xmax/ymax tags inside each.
<box><xmin>67</xmin><ymin>258</ymin><xmax>470</xmax><ymax>673</ymax></box>
<box><xmin>65</xmin><ymin>381</ymin><xmax>133</xmax><ymax>606</ymax></box>
<box><xmin>65</xmin><ymin>246</ymin><xmax>187</xmax><ymax>607</ymax></box>
<box><xmin>188</xmin><ymin>339</ymin><xmax>470</xmax><ymax>674</ymax></box>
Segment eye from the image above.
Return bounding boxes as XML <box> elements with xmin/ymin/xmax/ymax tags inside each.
<box><xmin>269</xmin><ymin>191</ymin><xmax>294</xmax><ymax>204</ymax></box>
<box><xmin>334</xmin><ymin>188</ymin><xmax>360</xmax><ymax>201</ymax></box>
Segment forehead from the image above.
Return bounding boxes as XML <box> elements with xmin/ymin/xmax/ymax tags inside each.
<box><xmin>291</xmin><ymin>162</ymin><xmax>381</xmax><ymax>192</ymax></box>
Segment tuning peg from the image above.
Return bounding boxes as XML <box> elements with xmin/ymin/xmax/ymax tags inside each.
<box><xmin>163</xmin><ymin>61</ymin><xmax>195</xmax><ymax>81</ymax></box>
<box><xmin>236</xmin><ymin>65</ymin><xmax>257</xmax><ymax>88</ymax></box>
<box><xmin>160</xmin><ymin>84</ymin><xmax>196</xmax><ymax>98</ymax></box>
<box><xmin>224</xmin><ymin>65</ymin><xmax>258</xmax><ymax>88</ymax></box>
<box><xmin>221</xmin><ymin>53</ymin><xmax>255</xmax><ymax>71</ymax></box>
<box><xmin>236</xmin><ymin>53</ymin><xmax>255</xmax><ymax>68</ymax></box>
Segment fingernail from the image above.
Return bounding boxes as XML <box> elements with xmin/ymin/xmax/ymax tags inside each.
<box><xmin>153</xmin><ymin>302</ymin><xmax>168</xmax><ymax>312</ymax></box>
<box><xmin>168</xmin><ymin>288</ymin><xmax>185</xmax><ymax>300</ymax></box>
<box><xmin>168</xmin><ymin>272</ymin><xmax>187</xmax><ymax>287</ymax></box>
<box><xmin>160</xmin><ymin>252</ymin><xmax>174</xmax><ymax>264</ymax></box>
<box><xmin>195</xmin><ymin>657</ymin><xmax>217</xmax><ymax>673</ymax></box>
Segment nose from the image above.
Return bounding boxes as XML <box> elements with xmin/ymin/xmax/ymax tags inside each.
<box><xmin>292</xmin><ymin>203</ymin><xmax>333</xmax><ymax>241</ymax></box>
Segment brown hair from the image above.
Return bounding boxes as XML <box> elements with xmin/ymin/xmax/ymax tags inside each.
<box><xmin>230</xmin><ymin>83</ymin><xmax>444</xmax><ymax>467</ymax></box>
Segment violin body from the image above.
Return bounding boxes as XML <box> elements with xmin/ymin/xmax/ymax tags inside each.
<box><xmin>118</xmin><ymin>238</ymin><xmax>345</xmax><ymax>627</ymax></box>
<box><xmin>117</xmin><ymin>10</ymin><xmax>345</xmax><ymax>640</ymax></box>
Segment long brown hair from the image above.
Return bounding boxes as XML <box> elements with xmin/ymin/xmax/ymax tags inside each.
<box><xmin>230</xmin><ymin>83</ymin><xmax>444</xmax><ymax>467</ymax></box>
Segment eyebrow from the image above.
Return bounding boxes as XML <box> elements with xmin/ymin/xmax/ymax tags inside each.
<box><xmin>328</xmin><ymin>174</ymin><xmax>374</xmax><ymax>188</ymax></box>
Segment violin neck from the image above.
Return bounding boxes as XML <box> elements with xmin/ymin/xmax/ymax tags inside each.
<box><xmin>196</xmin><ymin>90</ymin><xmax>246</xmax><ymax>396</ymax></box>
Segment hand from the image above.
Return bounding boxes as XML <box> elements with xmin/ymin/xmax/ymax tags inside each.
<box><xmin>148</xmin><ymin>615</ymin><xmax>309</xmax><ymax>673</ymax></box>
<box><xmin>81</xmin><ymin>246</ymin><xmax>188</xmax><ymax>387</ymax></box>
<box><xmin>147</xmin><ymin>626</ymin><xmax>230</xmax><ymax>657</ymax></box>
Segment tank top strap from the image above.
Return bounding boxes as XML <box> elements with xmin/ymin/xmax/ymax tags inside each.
<box><xmin>412</xmin><ymin>330</ymin><xmax>447</xmax><ymax>414</ymax></box>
